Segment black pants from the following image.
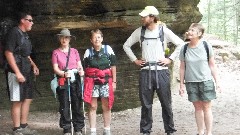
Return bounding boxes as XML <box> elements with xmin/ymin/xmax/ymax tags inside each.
<box><xmin>56</xmin><ymin>77</ymin><xmax>85</xmax><ymax>133</ymax></box>
<box><xmin>139</xmin><ymin>69</ymin><xmax>176</xmax><ymax>133</ymax></box>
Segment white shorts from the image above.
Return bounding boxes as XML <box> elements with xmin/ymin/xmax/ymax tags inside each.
<box><xmin>8</xmin><ymin>72</ymin><xmax>21</xmax><ymax>101</ymax></box>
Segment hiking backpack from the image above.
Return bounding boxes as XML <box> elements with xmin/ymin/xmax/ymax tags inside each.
<box><xmin>87</xmin><ymin>44</ymin><xmax>111</xmax><ymax>68</ymax></box>
<box><xmin>0</xmin><ymin>18</ymin><xmax>17</xmax><ymax>69</ymax></box>
<box><xmin>88</xmin><ymin>45</ymin><xmax>109</xmax><ymax>58</ymax></box>
<box><xmin>140</xmin><ymin>24</ymin><xmax>165</xmax><ymax>51</ymax></box>
<box><xmin>183</xmin><ymin>41</ymin><xmax>210</xmax><ymax>61</ymax></box>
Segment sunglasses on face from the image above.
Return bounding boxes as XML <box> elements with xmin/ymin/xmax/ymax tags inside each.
<box><xmin>24</xmin><ymin>19</ymin><xmax>33</xmax><ymax>22</ymax></box>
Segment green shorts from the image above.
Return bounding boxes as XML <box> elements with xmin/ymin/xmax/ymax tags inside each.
<box><xmin>185</xmin><ymin>80</ymin><xmax>216</xmax><ymax>102</ymax></box>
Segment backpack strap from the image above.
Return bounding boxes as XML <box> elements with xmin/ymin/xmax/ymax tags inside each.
<box><xmin>140</xmin><ymin>25</ymin><xmax>164</xmax><ymax>51</ymax></box>
<box><xmin>88</xmin><ymin>47</ymin><xmax>93</xmax><ymax>58</ymax></box>
<box><xmin>88</xmin><ymin>45</ymin><xmax>109</xmax><ymax>58</ymax></box>
<box><xmin>159</xmin><ymin>25</ymin><xmax>164</xmax><ymax>51</ymax></box>
<box><xmin>183</xmin><ymin>43</ymin><xmax>188</xmax><ymax>58</ymax></box>
<box><xmin>140</xmin><ymin>26</ymin><xmax>146</xmax><ymax>46</ymax></box>
<box><xmin>203</xmin><ymin>41</ymin><xmax>209</xmax><ymax>61</ymax></box>
<box><xmin>104</xmin><ymin>45</ymin><xmax>108</xmax><ymax>56</ymax></box>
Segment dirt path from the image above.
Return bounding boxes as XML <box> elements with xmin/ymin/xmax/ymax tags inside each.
<box><xmin>1</xmin><ymin>59</ymin><xmax>240</xmax><ymax>135</ymax></box>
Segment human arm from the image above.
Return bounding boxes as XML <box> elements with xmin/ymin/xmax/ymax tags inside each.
<box><xmin>123</xmin><ymin>28</ymin><xmax>141</xmax><ymax>64</ymax></box>
<box><xmin>28</xmin><ymin>56</ymin><xmax>39</xmax><ymax>75</ymax></box>
<box><xmin>5</xmin><ymin>50</ymin><xmax>25</xmax><ymax>82</ymax></box>
<box><xmin>208</xmin><ymin>56</ymin><xmax>221</xmax><ymax>93</ymax></box>
<box><xmin>179</xmin><ymin>60</ymin><xmax>185</xmax><ymax>96</ymax></box>
<box><xmin>164</xmin><ymin>27</ymin><xmax>185</xmax><ymax>61</ymax></box>
<box><xmin>111</xmin><ymin>65</ymin><xmax>116</xmax><ymax>90</ymax></box>
<box><xmin>77</xmin><ymin>60</ymin><xmax>84</xmax><ymax>76</ymax></box>
<box><xmin>52</xmin><ymin>50</ymin><xmax>66</xmax><ymax>78</ymax></box>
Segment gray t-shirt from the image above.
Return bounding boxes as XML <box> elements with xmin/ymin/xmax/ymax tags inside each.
<box><xmin>179</xmin><ymin>40</ymin><xmax>213</xmax><ymax>82</ymax></box>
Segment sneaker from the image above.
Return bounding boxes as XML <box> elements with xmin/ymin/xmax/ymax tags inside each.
<box><xmin>75</xmin><ymin>131</ymin><xmax>82</xmax><ymax>135</ymax></box>
<box><xmin>90</xmin><ymin>131</ymin><xmax>97</xmax><ymax>135</ymax></box>
<box><xmin>12</xmin><ymin>129</ymin><xmax>24</xmax><ymax>135</ymax></box>
<box><xmin>21</xmin><ymin>126</ymin><xmax>37</xmax><ymax>135</ymax></box>
<box><xmin>103</xmin><ymin>130</ymin><xmax>111</xmax><ymax>135</ymax></box>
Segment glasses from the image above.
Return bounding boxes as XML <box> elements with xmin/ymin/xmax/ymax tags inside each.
<box><xmin>187</xmin><ymin>27</ymin><xmax>199</xmax><ymax>32</ymax></box>
<box><xmin>24</xmin><ymin>19</ymin><xmax>33</xmax><ymax>22</ymax></box>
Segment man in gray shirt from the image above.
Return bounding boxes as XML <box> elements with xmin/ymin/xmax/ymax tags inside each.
<box><xmin>123</xmin><ymin>6</ymin><xmax>185</xmax><ymax>135</ymax></box>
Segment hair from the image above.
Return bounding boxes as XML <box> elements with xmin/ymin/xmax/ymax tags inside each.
<box><xmin>190</xmin><ymin>23</ymin><xmax>205</xmax><ymax>38</ymax></box>
<box><xmin>149</xmin><ymin>14</ymin><xmax>159</xmax><ymax>23</ymax></box>
<box><xmin>90</xmin><ymin>29</ymin><xmax>103</xmax><ymax>38</ymax></box>
<box><xmin>16</xmin><ymin>12</ymin><xmax>31</xmax><ymax>24</ymax></box>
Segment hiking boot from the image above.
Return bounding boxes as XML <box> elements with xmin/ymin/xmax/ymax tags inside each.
<box><xmin>75</xmin><ymin>131</ymin><xmax>82</xmax><ymax>135</ymax></box>
<box><xmin>103</xmin><ymin>129</ymin><xmax>111</xmax><ymax>135</ymax></box>
<box><xmin>21</xmin><ymin>126</ymin><xmax>37</xmax><ymax>135</ymax></box>
<box><xmin>90</xmin><ymin>131</ymin><xmax>97</xmax><ymax>135</ymax></box>
<box><xmin>12</xmin><ymin>129</ymin><xmax>24</xmax><ymax>135</ymax></box>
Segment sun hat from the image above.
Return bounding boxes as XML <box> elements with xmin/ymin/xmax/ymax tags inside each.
<box><xmin>57</xmin><ymin>28</ymin><xmax>76</xmax><ymax>39</ymax></box>
<box><xmin>139</xmin><ymin>6</ymin><xmax>159</xmax><ymax>17</ymax></box>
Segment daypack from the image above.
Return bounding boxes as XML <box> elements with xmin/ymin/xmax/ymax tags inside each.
<box><xmin>88</xmin><ymin>44</ymin><xmax>109</xmax><ymax>58</ymax></box>
<box><xmin>0</xmin><ymin>19</ymin><xmax>17</xmax><ymax>69</ymax></box>
<box><xmin>87</xmin><ymin>45</ymin><xmax>110</xmax><ymax>68</ymax></box>
<box><xmin>183</xmin><ymin>41</ymin><xmax>210</xmax><ymax>61</ymax></box>
<box><xmin>140</xmin><ymin>24</ymin><xmax>165</xmax><ymax>51</ymax></box>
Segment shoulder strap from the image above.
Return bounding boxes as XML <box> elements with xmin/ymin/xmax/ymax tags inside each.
<box><xmin>140</xmin><ymin>26</ymin><xmax>146</xmax><ymax>45</ymax></box>
<box><xmin>88</xmin><ymin>47</ymin><xmax>93</xmax><ymax>58</ymax></box>
<box><xmin>159</xmin><ymin>25</ymin><xmax>164</xmax><ymax>51</ymax></box>
<box><xmin>104</xmin><ymin>45</ymin><xmax>108</xmax><ymax>55</ymax></box>
<box><xmin>64</xmin><ymin>47</ymin><xmax>71</xmax><ymax>71</ymax></box>
<box><xmin>103</xmin><ymin>45</ymin><xmax>110</xmax><ymax>59</ymax></box>
<box><xmin>203</xmin><ymin>41</ymin><xmax>209</xmax><ymax>61</ymax></box>
<box><xmin>140</xmin><ymin>25</ymin><xmax>164</xmax><ymax>51</ymax></box>
<box><xmin>183</xmin><ymin>43</ymin><xmax>188</xmax><ymax>58</ymax></box>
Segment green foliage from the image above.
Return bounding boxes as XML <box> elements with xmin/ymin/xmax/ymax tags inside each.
<box><xmin>198</xmin><ymin>0</ymin><xmax>240</xmax><ymax>45</ymax></box>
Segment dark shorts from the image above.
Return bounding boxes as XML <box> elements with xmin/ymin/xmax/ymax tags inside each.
<box><xmin>185</xmin><ymin>80</ymin><xmax>216</xmax><ymax>102</ymax></box>
<box><xmin>8</xmin><ymin>72</ymin><xmax>33</xmax><ymax>101</ymax></box>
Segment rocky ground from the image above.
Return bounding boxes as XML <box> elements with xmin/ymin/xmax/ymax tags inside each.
<box><xmin>1</xmin><ymin>38</ymin><xmax>240</xmax><ymax>135</ymax></box>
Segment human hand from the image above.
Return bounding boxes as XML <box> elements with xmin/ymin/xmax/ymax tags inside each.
<box><xmin>78</xmin><ymin>70</ymin><xmax>84</xmax><ymax>77</ymax></box>
<box><xmin>159</xmin><ymin>58</ymin><xmax>172</xmax><ymax>66</ymax></box>
<box><xmin>179</xmin><ymin>84</ymin><xmax>185</xmax><ymax>97</ymax></box>
<box><xmin>64</xmin><ymin>71</ymin><xmax>71</xmax><ymax>78</ymax></box>
<box><xmin>216</xmin><ymin>84</ymin><xmax>222</xmax><ymax>93</ymax></box>
<box><xmin>16</xmin><ymin>72</ymin><xmax>25</xmax><ymax>83</ymax></box>
<box><xmin>179</xmin><ymin>89</ymin><xmax>185</xmax><ymax>97</ymax></box>
<box><xmin>32</xmin><ymin>66</ymin><xmax>39</xmax><ymax>76</ymax></box>
<box><xmin>134</xmin><ymin>59</ymin><xmax>145</xmax><ymax>66</ymax></box>
<box><xmin>112</xmin><ymin>82</ymin><xmax>116</xmax><ymax>91</ymax></box>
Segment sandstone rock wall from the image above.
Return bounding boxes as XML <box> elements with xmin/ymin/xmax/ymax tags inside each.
<box><xmin>0</xmin><ymin>0</ymin><xmax>202</xmax><ymax>111</ymax></box>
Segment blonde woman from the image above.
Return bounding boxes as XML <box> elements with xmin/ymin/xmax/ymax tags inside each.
<box><xmin>83</xmin><ymin>29</ymin><xmax>116</xmax><ymax>135</ymax></box>
<box><xmin>179</xmin><ymin>23</ymin><xmax>221</xmax><ymax>135</ymax></box>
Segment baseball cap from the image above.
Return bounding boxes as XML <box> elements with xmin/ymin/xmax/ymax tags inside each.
<box><xmin>139</xmin><ymin>6</ymin><xmax>159</xmax><ymax>17</ymax></box>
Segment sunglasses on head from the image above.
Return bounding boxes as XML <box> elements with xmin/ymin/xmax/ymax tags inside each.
<box><xmin>24</xmin><ymin>19</ymin><xmax>33</xmax><ymax>22</ymax></box>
